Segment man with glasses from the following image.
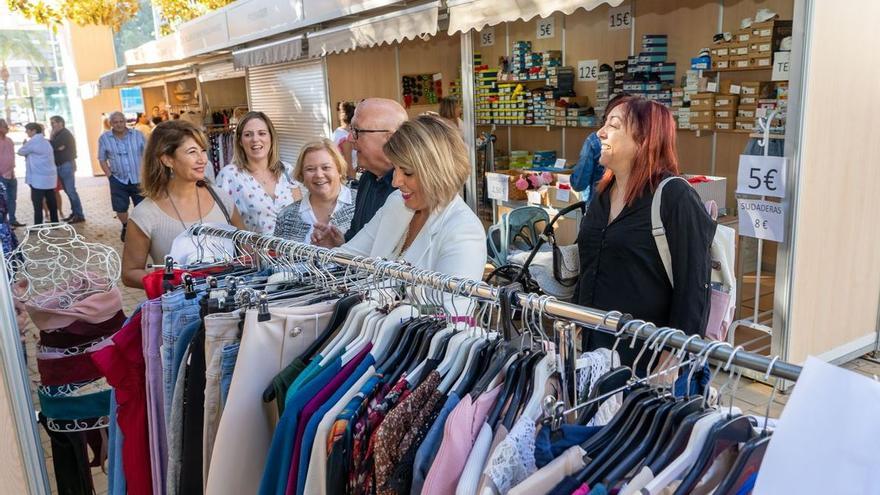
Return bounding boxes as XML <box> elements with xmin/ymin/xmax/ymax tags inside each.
<box><xmin>314</xmin><ymin>98</ymin><xmax>408</xmax><ymax>245</ymax></box>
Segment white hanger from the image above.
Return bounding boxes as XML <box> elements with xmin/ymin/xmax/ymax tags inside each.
<box><xmin>441</xmin><ymin>334</ymin><xmax>483</xmax><ymax>395</ymax></box>
<box><xmin>318</xmin><ymin>301</ymin><xmax>375</xmax><ymax>365</ymax></box>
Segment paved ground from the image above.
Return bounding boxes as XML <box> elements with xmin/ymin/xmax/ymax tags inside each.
<box><xmin>9</xmin><ymin>171</ymin><xmax>880</xmax><ymax>494</ymax></box>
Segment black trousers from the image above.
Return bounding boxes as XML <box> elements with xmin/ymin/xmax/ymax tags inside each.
<box><xmin>31</xmin><ymin>187</ymin><xmax>59</xmax><ymax>224</ymax></box>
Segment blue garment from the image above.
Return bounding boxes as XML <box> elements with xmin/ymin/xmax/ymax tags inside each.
<box><xmin>410</xmin><ymin>392</ymin><xmax>461</xmax><ymax>495</ymax></box>
<box><xmin>590</xmin><ymin>482</ymin><xmax>608</xmax><ymax>494</ymax></box>
<box><xmin>534</xmin><ymin>423</ymin><xmax>602</xmax><ymax>468</ymax></box>
<box><xmin>295</xmin><ymin>355</ymin><xmax>375</xmax><ymax>494</ymax></box>
<box><xmin>736</xmin><ymin>471</ymin><xmax>759</xmax><ymax>495</ymax></box>
<box><xmin>161</xmin><ymin>290</ymin><xmax>202</xmax><ymax>422</ymax></box>
<box><xmin>673</xmin><ymin>361</ymin><xmax>711</xmax><ymax>398</ymax></box>
<box><xmin>97</xmin><ymin>129</ymin><xmax>146</xmax><ymax>184</ymax></box>
<box><xmin>0</xmin><ymin>176</ymin><xmax>18</xmax><ymax>223</ymax></box>
<box><xmin>107</xmin><ymin>390</ymin><xmax>126</xmax><ymax>495</ymax></box>
<box><xmin>219</xmin><ymin>342</ymin><xmax>240</xmax><ymax>408</ymax></box>
<box><xmin>285</xmin><ymin>357</ymin><xmax>323</xmax><ymax>404</ymax></box>
<box><xmin>17</xmin><ymin>133</ymin><xmax>57</xmax><ymax>190</ymax></box>
<box><xmin>570</xmin><ymin>132</ymin><xmax>605</xmax><ymax>199</ymax></box>
<box><xmin>259</xmin><ymin>358</ymin><xmax>342</xmax><ymax>495</ymax></box>
<box><xmin>56</xmin><ymin>161</ymin><xmax>84</xmax><ymax>217</ymax></box>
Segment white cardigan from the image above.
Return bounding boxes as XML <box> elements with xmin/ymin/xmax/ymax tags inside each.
<box><xmin>341</xmin><ymin>190</ymin><xmax>487</xmax><ymax>289</ymax></box>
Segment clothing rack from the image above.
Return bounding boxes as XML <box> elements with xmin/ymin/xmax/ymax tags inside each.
<box><xmin>189</xmin><ymin>225</ymin><xmax>803</xmax><ymax>381</ymax></box>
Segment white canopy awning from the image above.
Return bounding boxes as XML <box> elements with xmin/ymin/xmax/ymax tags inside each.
<box><xmin>232</xmin><ymin>35</ymin><xmax>306</xmax><ymax>69</ymax></box>
<box><xmin>307</xmin><ymin>1</ymin><xmax>439</xmax><ymax>57</ymax></box>
<box><xmin>446</xmin><ymin>0</ymin><xmax>622</xmax><ymax>34</ymax></box>
<box><xmin>98</xmin><ymin>67</ymin><xmax>129</xmax><ymax>90</ymax></box>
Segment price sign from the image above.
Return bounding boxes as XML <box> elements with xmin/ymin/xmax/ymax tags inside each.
<box><xmin>608</xmin><ymin>4</ymin><xmax>632</xmax><ymax>31</ymax></box>
<box><xmin>772</xmin><ymin>51</ymin><xmax>791</xmax><ymax>81</ymax></box>
<box><xmin>553</xmin><ymin>158</ymin><xmax>567</xmax><ymax>169</ymax></box>
<box><xmin>738</xmin><ymin>198</ymin><xmax>785</xmax><ymax>242</ymax></box>
<box><xmin>527</xmin><ymin>190</ymin><xmax>543</xmax><ymax>205</ymax></box>
<box><xmin>736</xmin><ymin>155</ymin><xmax>787</xmax><ymax>198</ymax></box>
<box><xmin>480</xmin><ymin>27</ymin><xmax>495</xmax><ymax>47</ymax></box>
<box><xmin>486</xmin><ymin>173</ymin><xmax>509</xmax><ymax>201</ymax></box>
<box><xmin>555</xmin><ymin>187</ymin><xmax>571</xmax><ymax>202</ymax></box>
<box><xmin>577</xmin><ymin>60</ymin><xmax>599</xmax><ymax>81</ymax></box>
<box><xmin>537</xmin><ymin>17</ymin><xmax>555</xmax><ymax>39</ymax></box>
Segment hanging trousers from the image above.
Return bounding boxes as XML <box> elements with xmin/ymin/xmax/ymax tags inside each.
<box><xmin>205</xmin><ymin>300</ymin><xmax>336</xmax><ymax>495</ymax></box>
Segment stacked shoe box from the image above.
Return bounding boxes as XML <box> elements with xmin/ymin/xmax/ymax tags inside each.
<box><xmin>595</xmin><ymin>67</ymin><xmax>614</xmax><ymax>118</ymax></box>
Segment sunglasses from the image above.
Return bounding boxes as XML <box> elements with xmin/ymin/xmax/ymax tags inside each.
<box><xmin>350</xmin><ymin>126</ymin><xmax>390</xmax><ymax>140</ymax></box>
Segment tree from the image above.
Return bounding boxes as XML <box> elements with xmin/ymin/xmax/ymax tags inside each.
<box><xmin>0</xmin><ymin>30</ymin><xmax>49</xmax><ymax>122</ymax></box>
<box><xmin>7</xmin><ymin>0</ymin><xmax>236</xmax><ymax>36</ymax></box>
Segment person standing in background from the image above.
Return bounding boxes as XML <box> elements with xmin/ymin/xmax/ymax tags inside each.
<box><xmin>438</xmin><ymin>97</ymin><xmax>463</xmax><ymax>133</ymax></box>
<box><xmin>0</xmin><ymin>119</ymin><xmax>22</xmax><ymax>227</ymax></box>
<box><xmin>17</xmin><ymin>123</ymin><xmax>58</xmax><ymax>225</ymax></box>
<box><xmin>49</xmin><ymin>116</ymin><xmax>85</xmax><ymax>223</ymax></box>
<box><xmin>331</xmin><ymin>101</ymin><xmax>357</xmax><ymax>179</ymax></box>
<box><xmin>135</xmin><ymin>112</ymin><xmax>153</xmax><ymax>140</ymax></box>
<box><xmin>98</xmin><ymin>111</ymin><xmax>146</xmax><ymax>241</ymax></box>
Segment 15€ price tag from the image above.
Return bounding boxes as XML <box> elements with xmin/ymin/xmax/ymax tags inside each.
<box><xmin>486</xmin><ymin>173</ymin><xmax>509</xmax><ymax>201</ymax></box>
<box><xmin>480</xmin><ymin>27</ymin><xmax>495</xmax><ymax>47</ymax></box>
<box><xmin>537</xmin><ymin>17</ymin><xmax>555</xmax><ymax>39</ymax></box>
<box><xmin>736</xmin><ymin>155</ymin><xmax>787</xmax><ymax>198</ymax></box>
<box><xmin>608</xmin><ymin>4</ymin><xmax>632</xmax><ymax>31</ymax></box>
<box><xmin>738</xmin><ymin>198</ymin><xmax>785</xmax><ymax>242</ymax></box>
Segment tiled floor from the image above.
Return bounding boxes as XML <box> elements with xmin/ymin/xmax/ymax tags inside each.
<box><xmin>11</xmin><ymin>175</ymin><xmax>880</xmax><ymax>494</ymax></box>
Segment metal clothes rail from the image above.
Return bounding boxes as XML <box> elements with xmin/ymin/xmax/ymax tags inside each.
<box><xmin>190</xmin><ymin>225</ymin><xmax>803</xmax><ymax>382</ymax></box>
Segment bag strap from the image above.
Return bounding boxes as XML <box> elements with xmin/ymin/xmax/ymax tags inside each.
<box><xmin>651</xmin><ymin>176</ymin><xmax>690</xmax><ymax>288</ymax></box>
<box><xmin>197</xmin><ymin>180</ymin><xmax>233</xmax><ymax>225</ymax></box>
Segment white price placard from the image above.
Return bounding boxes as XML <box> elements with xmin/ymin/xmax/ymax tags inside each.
<box><xmin>553</xmin><ymin>158</ymin><xmax>567</xmax><ymax>169</ymax></box>
<box><xmin>736</xmin><ymin>155</ymin><xmax>787</xmax><ymax>198</ymax></box>
<box><xmin>479</xmin><ymin>27</ymin><xmax>495</xmax><ymax>47</ymax></box>
<box><xmin>772</xmin><ymin>51</ymin><xmax>791</xmax><ymax>81</ymax></box>
<box><xmin>486</xmin><ymin>173</ymin><xmax>509</xmax><ymax>201</ymax></box>
<box><xmin>738</xmin><ymin>198</ymin><xmax>785</xmax><ymax>242</ymax></box>
<box><xmin>608</xmin><ymin>4</ymin><xmax>632</xmax><ymax>31</ymax></box>
<box><xmin>577</xmin><ymin>60</ymin><xmax>599</xmax><ymax>81</ymax></box>
<box><xmin>537</xmin><ymin>17</ymin><xmax>555</xmax><ymax>39</ymax></box>
<box><xmin>555</xmin><ymin>187</ymin><xmax>571</xmax><ymax>202</ymax></box>
<box><xmin>526</xmin><ymin>190</ymin><xmax>543</xmax><ymax>205</ymax></box>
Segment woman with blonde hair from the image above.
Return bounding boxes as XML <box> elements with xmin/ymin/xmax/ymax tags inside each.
<box><xmin>215</xmin><ymin>111</ymin><xmax>301</xmax><ymax>234</ymax></box>
<box><xmin>312</xmin><ymin>114</ymin><xmax>486</xmax><ymax>283</ymax></box>
<box><xmin>122</xmin><ymin>120</ymin><xmax>244</xmax><ymax>288</ymax></box>
<box><xmin>274</xmin><ymin>138</ymin><xmax>356</xmax><ymax>243</ymax></box>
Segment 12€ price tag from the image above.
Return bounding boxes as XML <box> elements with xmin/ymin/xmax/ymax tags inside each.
<box><xmin>486</xmin><ymin>173</ymin><xmax>509</xmax><ymax>201</ymax></box>
<box><xmin>577</xmin><ymin>60</ymin><xmax>599</xmax><ymax>81</ymax></box>
<box><xmin>736</xmin><ymin>155</ymin><xmax>787</xmax><ymax>198</ymax></box>
<box><xmin>738</xmin><ymin>198</ymin><xmax>785</xmax><ymax>242</ymax></box>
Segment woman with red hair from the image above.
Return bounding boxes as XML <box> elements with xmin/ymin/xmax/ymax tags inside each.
<box><xmin>575</xmin><ymin>96</ymin><xmax>716</xmax><ymax>376</ymax></box>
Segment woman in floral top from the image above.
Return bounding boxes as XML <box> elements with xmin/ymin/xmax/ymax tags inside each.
<box><xmin>215</xmin><ymin>111</ymin><xmax>301</xmax><ymax>233</ymax></box>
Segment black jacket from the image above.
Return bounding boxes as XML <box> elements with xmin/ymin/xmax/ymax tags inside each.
<box><xmin>575</xmin><ymin>174</ymin><xmax>716</xmax><ymax>374</ymax></box>
<box><xmin>345</xmin><ymin>168</ymin><xmax>396</xmax><ymax>241</ymax></box>
<box><xmin>50</xmin><ymin>127</ymin><xmax>77</xmax><ymax>166</ymax></box>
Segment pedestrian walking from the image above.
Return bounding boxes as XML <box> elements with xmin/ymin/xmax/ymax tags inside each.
<box><xmin>0</xmin><ymin>119</ymin><xmax>22</xmax><ymax>227</ymax></box>
<box><xmin>49</xmin><ymin>116</ymin><xmax>85</xmax><ymax>223</ymax></box>
<box><xmin>17</xmin><ymin>123</ymin><xmax>58</xmax><ymax>225</ymax></box>
<box><xmin>98</xmin><ymin>110</ymin><xmax>146</xmax><ymax>241</ymax></box>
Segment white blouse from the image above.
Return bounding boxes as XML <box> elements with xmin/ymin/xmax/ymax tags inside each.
<box><xmin>214</xmin><ymin>162</ymin><xmax>301</xmax><ymax>234</ymax></box>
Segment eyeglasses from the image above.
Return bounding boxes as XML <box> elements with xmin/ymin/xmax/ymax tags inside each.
<box><xmin>350</xmin><ymin>126</ymin><xmax>390</xmax><ymax>141</ymax></box>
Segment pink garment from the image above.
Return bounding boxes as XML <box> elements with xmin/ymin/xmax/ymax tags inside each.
<box><xmin>0</xmin><ymin>135</ymin><xmax>14</xmax><ymax>179</ymax></box>
<box><xmin>422</xmin><ymin>384</ymin><xmax>502</xmax><ymax>495</ymax></box>
<box><xmin>572</xmin><ymin>483</ymin><xmax>590</xmax><ymax>495</ymax></box>
<box><xmin>26</xmin><ymin>288</ymin><xmax>123</xmax><ymax>330</ymax></box>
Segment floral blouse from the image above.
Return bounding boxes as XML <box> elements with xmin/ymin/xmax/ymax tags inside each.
<box><xmin>214</xmin><ymin>162</ymin><xmax>301</xmax><ymax>234</ymax></box>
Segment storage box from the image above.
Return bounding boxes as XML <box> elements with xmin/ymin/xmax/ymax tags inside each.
<box><xmin>750</xmin><ymin>20</ymin><xmax>793</xmax><ymax>41</ymax></box>
<box><xmin>715</xmin><ymin>121</ymin><xmax>735</xmax><ymax>131</ymax></box>
<box><xmin>749</xmin><ymin>39</ymin><xmax>773</xmax><ymax>54</ymax></box>
<box><xmin>692</xmin><ymin>122</ymin><xmax>715</xmax><ymax>131</ymax></box>
<box><xmin>715</xmin><ymin>94</ymin><xmax>739</xmax><ymax>109</ymax></box>
<box><xmin>710</xmin><ymin>44</ymin><xmax>730</xmax><ymax>58</ymax></box>
<box><xmin>712</xmin><ymin>58</ymin><xmax>731</xmax><ymax>70</ymax></box>
<box><xmin>730</xmin><ymin>55</ymin><xmax>751</xmax><ymax>69</ymax></box>
<box><xmin>749</xmin><ymin>55</ymin><xmax>772</xmax><ymax>68</ymax></box>
<box><xmin>714</xmin><ymin>109</ymin><xmax>736</xmax><ymax>120</ymax></box>
<box><xmin>735</xmin><ymin>28</ymin><xmax>751</xmax><ymax>43</ymax></box>
<box><xmin>547</xmin><ymin>186</ymin><xmax>582</xmax><ymax>209</ymax></box>
<box><xmin>740</xmin><ymin>81</ymin><xmax>773</xmax><ymax>96</ymax></box>
<box><xmin>683</xmin><ymin>174</ymin><xmax>728</xmax><ymax>211</ymax></box>
<box><xmin>737</xmin><ymin>108</ymin><xmax>757</xmax><ymax>119</ymax></box>
<box><xmin>739</xmin><ymin>96</ymin><xmax>759</xmax><ymax>106</ymax></box>
<box><xmin>735</xmin><ymin>118</ymin><xmax>757</xmax><ymax>131</ymax></box>
<box><xmin>691</xmin><ymin>56</ymin><xmax>712</xmax><ymax>70</ymax></box>
<box><xmin>690</xmin><ymin>110</ymin><xmax>715</xmax><ymax>123</ymax></box>
<box><xmin>729</xmin><ymin>42</ymin><xmax>750</xmax><ymax>57</ymax></box>
<box><xmin>690</xmin><ymin>93</ymin><xmax>716</xmax><ymax>110</ymax></box>
<box><xmin>642</xmin><ymin>34</ymin><xmax>668</xmax><ymax>46</ymax></box>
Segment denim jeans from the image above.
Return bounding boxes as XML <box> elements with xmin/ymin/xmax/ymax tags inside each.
<box><xmin>56</xmin><ymin>162</ymin><xmax>84</xmax><ymax>218</ymax></box>
<box><xmin>161</xmin><ymin>290</ymin><xmax>202</xmax><ymax>425</ymax></box>
<box><xmin>107</xmin><ymin>390</ymin><xmax>126</xmax><ymax>495</ymax></box>
<box><xmin>0</xmin><ymin>176</ymin><xmax>18</xmax><ymax>223</ymax></box>
<box><xmin>219</xmin><ymin>342</ymin><xmax>240</xmax><ymax>409</ymax></box>
<box><xmin>202</xmin><ymin>312</ymin><xmax>241</xmax><ymax>484</ymax></box>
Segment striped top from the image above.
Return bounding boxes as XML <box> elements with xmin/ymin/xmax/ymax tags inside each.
<box><xmin>97</xmin><ymin>129</ymin><xmax>146</xmax><ymax>184</ymax></box>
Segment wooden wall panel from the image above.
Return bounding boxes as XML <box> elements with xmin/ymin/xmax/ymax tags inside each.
<box><xmin>721</xmin><ymin>0</ymin><xmax>793</xmax><ymax>33</ymax></box>
<box><xmin>564</xmin><ymin>3</ymin><xmax>632</xmax><ymax>107</ymax></box>
<box><xmin>786</xmin><ymin>0</ymin><xmax>880</xmax><ymax>363</ymax></box>
<box><xmin>201</xmin><ymin>78</ymin><xmax>248</xmax><ymax>110</ymax></box>
<box><xmin>326</xmin><ymin>44</ymin><xmax>397</xmax><ymax>128</ymax></box>
<box><xmin>676</xmin><ymin>131</ymin><xmax>714</xmax><ymax>175</ymax></box>
<box><xmin>142</xmin><ymin>87</ymin><xmax>166</xmax><ymax>116</ymax></box>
